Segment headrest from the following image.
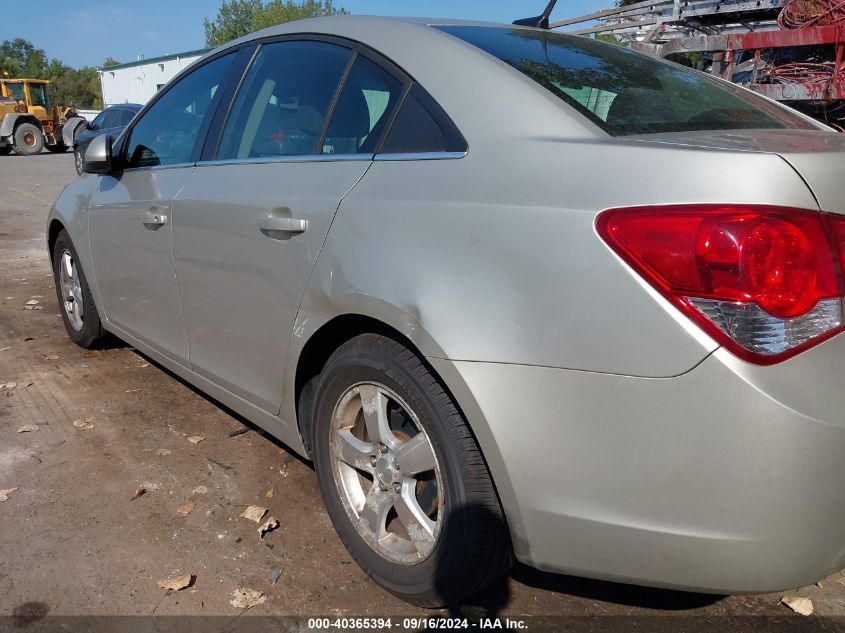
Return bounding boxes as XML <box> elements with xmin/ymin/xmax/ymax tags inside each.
<box><xmin>297</xmin><ymin>104</ymin><xmax>325</xmax><ymax>137</ymax></box>
<box><xmin>606</xmin><ymin>88</ymin><xmax>672</xmax><ymax>126</ymax></box>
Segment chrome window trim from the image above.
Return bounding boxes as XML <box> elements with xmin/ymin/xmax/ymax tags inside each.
<box><xmin>121</xmin><ymin>162</ymin><xmax>197</xmax><ymax>174</ymax></box>
<box><xmin>154</xmin><ymin>151</ymin><xmax>468</xmax><ymax>169</ymax></box>
<box><xmin>374</xmin><ymin>151</ymin><xmax>467</xmax><ymax>161</ymax></box>
<box><xmin>198</xmin><ymin>153</ymin><xmax>374</xmax><ymax>167</ymax></box>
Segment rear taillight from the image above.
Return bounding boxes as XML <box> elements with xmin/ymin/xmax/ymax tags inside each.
<box><xmin>596</xmin><ymin>205</ymin><xmax>845</xmax><ymax>364</ymax></box>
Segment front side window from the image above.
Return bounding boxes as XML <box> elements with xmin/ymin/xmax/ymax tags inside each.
<box><xmin>90</xmin><ymin>111</ymin><xmax>107</xmax><ymax>130</ymax></box>
<box><xmin>124</xmin><ymin>53</ymin><xmax>234</xmax><ymax>168</ymax></box>
<box><xmin>322</xmin><ymin>55</ymin><xmax>403</xmax><ymax>155</ymax></box>
<box><xmin>7</xmin><ymin>82</ymin><xmax>24</xmax><ymax>102</ymax></box>
<box><xmin>119</xmin><ymin>110</ymin><xmax>136</xmax><ymax>126</ymax></box>
<box><xmin>27</xmin><ymin>83</ymin><xmax>48</xmax><ymax>108</ymax></box>
<box><xmin>218</xmin><ymin>41</ymin><xmax>352</xmax><ymax>160</ymax></box>
<box><xmin>101</xmin><ymin>110</ymin><xmax>121</xmax><ymax>129</ymax></box>
<box><xmin>436</xmin><ymin>26</ymin><xmax>816</xmax><ymax>136</ymax></box>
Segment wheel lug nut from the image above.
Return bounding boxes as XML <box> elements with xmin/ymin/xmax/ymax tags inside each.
<box><xmin>369</xmin><ymin>456</ymin><xmax>377</xmax><ymax>467</ymax></box>
<box><xmin>379</xmin><ymin>484</ymin><xmax>388</xmax><ymax>492</ymax></box>
<box><xmin>393</xmin><ymin>461</ymin><xmax>399</xmax><ymax>470</ymax></box>
<box><xmin>379</xmin><ymin>444</ymin><xmax>388</xmax><ymax>454</ymax></box>
<box><xmin>393</xmin><ymin>483</ymin><xmax>401</xmax><ymax>494</ymax></box>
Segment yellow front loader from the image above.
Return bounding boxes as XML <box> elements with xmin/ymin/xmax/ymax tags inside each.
<box><xmin>0</xmin><ymin>78</ymin><xmax>86</xmax><ymax>156</ymax></box>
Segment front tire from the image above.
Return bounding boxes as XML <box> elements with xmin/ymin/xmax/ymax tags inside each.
<box><xmin>52</xmin><ymin>230</ymin><xmax>105</xmax><ymax>348</ymax></box>
<box><xmin>313</xmin><ymin>334</ymin><xmax>511</xmax><ymax>607</ymax></box>
<box><xmin>0</xmin><ymin>146</ymin><xmax>11</xmax><ymax>156</ymax></box>
<box><xmin>73</xmin><ymin>146</ymin><xmax>84</xmax><ymax>175</ymax></box>
<box><xmin>46</xmin><ymin>143</ymin><xmax>68</xmax><ymax>153</ymax></box>
<box><xmin>13</xmin><ymin>122</ymin><xmax>44</xmax><ymax>155</ymax></box>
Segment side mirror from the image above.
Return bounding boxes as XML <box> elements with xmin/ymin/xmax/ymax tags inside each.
<box><xmin>83</xmin><ymin>134</ymin><xmax>113</xmax><ymax>174</ymax></box>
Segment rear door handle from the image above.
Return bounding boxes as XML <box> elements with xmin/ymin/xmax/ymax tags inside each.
<box><xmin>143</xmin><ymin>206</ymin><xmax>168</xmax><ymax>229</ymax></box>
<box><xmin>258</xmin><ymin>213</ymin><xmax>307</xmax><ymax>238</ymax></box>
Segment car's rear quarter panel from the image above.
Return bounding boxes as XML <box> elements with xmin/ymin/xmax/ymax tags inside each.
<box><xmin>294</xmin><ymin>134</ymin><xmax>827</xmax><ymax>586</ymax></box>
<box><xmin>304</xmin><ymin>141</ymin><xmax>819</xmax><ymax>376</ymax></box>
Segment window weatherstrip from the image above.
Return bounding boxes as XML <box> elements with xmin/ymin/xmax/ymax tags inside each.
<box><xmin>374</xmin><ymin>151</ymin><xmax>467</xmax><ymax>161</ymax></box>
<box><xmin>197</xmin><ymin>153</ymin><xmax>375</xmax><ymax>167</ymax></box>
<box><xmin>120</xmin><ymin>161</ymin><xmax>198</xmax><ymax>174</ymax></box>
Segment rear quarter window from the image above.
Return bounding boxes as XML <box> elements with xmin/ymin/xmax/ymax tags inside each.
<box><xmin>436</xmin><ymin>25</ymin><xmax>816</xmax><ymax>136</ymax></box>
<box><xmin>380</xmin><ymin>85</ymin><xmax>467</xmax><ymax>154</ymax></box>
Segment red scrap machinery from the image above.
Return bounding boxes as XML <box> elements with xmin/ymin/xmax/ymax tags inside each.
<box><xmin>555</xmin><ymin>0</ymin><xmax>845</xmax><ymax>129</ymax></box>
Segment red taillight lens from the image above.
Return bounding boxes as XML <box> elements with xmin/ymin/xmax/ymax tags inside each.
<box><xmin>597</xmin><ymin>205</ymin><xmax>845</xmax><ymax>364</ymax></box>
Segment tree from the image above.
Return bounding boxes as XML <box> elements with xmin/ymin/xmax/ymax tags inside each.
<box><xmin>102</xmin><ymin>57</ymin><xmax>121</xmax><ymax>68</ymax></box>
<box><xmin>204</xmin><ymin>0</ymin><xmax>264</xmax><ymax>47</ymax></box>
<box><xmin>1</xmin><ymin>38</ymin><xmax>45</xmax><ymax>77</ymax></box>
<box><xmin>596</xmin><ymin>33</ymin><xmax>621</xmax><ymax>45</ymax></box>
<box><xmin>0</xmin><ymin>38</ymin><xmax>106</xmax><ymax>109</ymax></box>
<box><xmin>0</xmin><ymin>55</ymin><xmax>21</xmax><ymax>77</ymax></box>
<box><xmin>53</xmin><ymin>66</ymin><xmax>103</xmax><ymax>109</ymax></box>
<box><xmin>204</xmin><ymin>0</ymin><xmax>348</xmax><ymax>46</ymax></box>
<box><xmin>253</xmin><ymin>0</ymin><xmax>349</xmax><ymax>31</ymax></box>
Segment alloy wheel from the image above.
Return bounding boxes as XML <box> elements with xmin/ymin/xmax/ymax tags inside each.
<box><xmin>330</xmin><ymin>382</ymin><xmax>442</xmax><ymax>565</ymax></box>
<box><xmin>59</xmin><ymin>249</ymin><xmax>84</xmax><ymax>331</ymax></box>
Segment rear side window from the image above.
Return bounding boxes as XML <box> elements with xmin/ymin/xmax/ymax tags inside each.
<box><xmin>322</xmin><ymin>55</ymin><xmax>403</xmax><ymax>155</ymax></box>
<box><xmin>436</xmin><ymin>25</ymin><xmax>816</xmax><ymax>136</ymax></box>
<box><xmin>218</xmin><ymin>41</ymin><xmax>352</xmax><ymax>160</ymax></box>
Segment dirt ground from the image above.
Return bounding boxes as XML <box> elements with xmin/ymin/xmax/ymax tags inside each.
<box><xmin>1</xmin><ymin>151</ymin><xmax>844</xmax><ymax>626</ymax></box>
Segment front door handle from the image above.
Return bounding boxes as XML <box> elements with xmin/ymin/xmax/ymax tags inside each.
<box><xmin>258</xmin><ymin>211</ymin><xmax>307</xmax><ymax>239</ymax></box>
<box><xmin>143</xmin><ymin>207</ymin><xmax>168</xmax><ymax>229</ymax></box>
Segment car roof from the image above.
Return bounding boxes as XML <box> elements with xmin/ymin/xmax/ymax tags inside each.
<box><xmin>220</xmin><ymin>15</ymin><xmax>540</xmax><ymax>49</ymax></box>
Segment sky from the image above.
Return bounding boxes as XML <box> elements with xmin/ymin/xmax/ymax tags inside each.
<box><xmin>0</xmin><ymin>0</ymin><xmax>607</xmax><ymax>69</ymax></box>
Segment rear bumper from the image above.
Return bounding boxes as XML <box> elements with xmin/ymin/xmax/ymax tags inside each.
<box><xmin>435</xmin><ymin>336</ymin><xmax>845</xmax><ymax>594</ymax></box>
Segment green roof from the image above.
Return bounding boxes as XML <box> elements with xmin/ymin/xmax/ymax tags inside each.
<box><xmin>99</xmin><ymin>48</ymin><xmax>213</xmax><ymax>72</ymax></box>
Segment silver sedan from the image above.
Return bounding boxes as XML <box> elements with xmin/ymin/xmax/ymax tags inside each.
<box><xmin>48</xmin><ymin>15</ymin><xmax>845</xmax><ymax>606</ymax></box>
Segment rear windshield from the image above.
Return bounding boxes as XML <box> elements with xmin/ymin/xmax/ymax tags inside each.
<box><xmin>435</xmin><ymin>25</ymin><xmax>816</xmax><ymax>136</ymax></box>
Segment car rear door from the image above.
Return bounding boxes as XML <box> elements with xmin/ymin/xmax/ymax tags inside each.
<box><xmin>172</xmin><ymin>38</ymin><xmax>404</xmax><ymax>413</ymax></box>
<box><xmin>88</xmin><ymin>51</ymin><xmax>240</xmax><ymax>363</ymax></box>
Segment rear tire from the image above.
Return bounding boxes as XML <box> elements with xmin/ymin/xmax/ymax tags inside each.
<box><xmin>13</xmin><ymin>122</ymin><xmax>44</xmax><ymax>155</ymax></box>
<box><xmin>0</xmin><ymin>146</ymin><xmax>11</xmax><ymax>156</ymax></box>
<box><xmin>52</xmin><ymin>230</ymin><xmax>105</xmax><ymax>348</ymax></box>
<box><xmin>312</xmin><ymin>334</ymin><xmax>511</xmax><ymax>607</ymax></box>
<box><xmin>46</xmin><ymin>143</ymin><xmax>67</xmax><ymax>153</ymax></box>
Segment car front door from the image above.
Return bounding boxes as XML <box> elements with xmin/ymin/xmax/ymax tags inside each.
<box><xmin>88</xmin><ymin>52</ymin><xmax>238</xmax><ymax>363</ymax></box>
<box><xmin>172</xmin><ymin>39</ymin><xmax>404</xmax><ymax>413</ymax></box>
